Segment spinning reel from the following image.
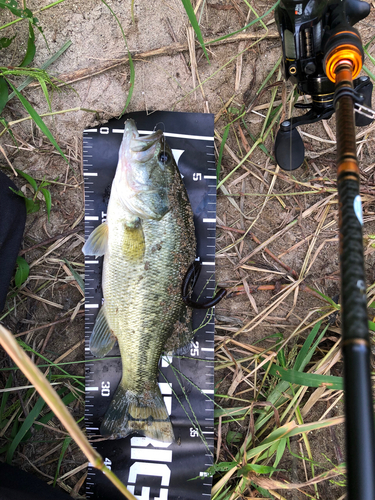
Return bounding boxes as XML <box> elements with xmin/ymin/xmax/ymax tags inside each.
<box><xmin>274</xmin><ymin>0</ymin><xmax>373</xmax><ymax>171</ymax></box>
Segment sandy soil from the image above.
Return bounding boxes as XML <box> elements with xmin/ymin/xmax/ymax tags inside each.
<box><xmin>1</xmin><ymin>0</ymin><xmax>375</xmax><ymax>498</ymax></box>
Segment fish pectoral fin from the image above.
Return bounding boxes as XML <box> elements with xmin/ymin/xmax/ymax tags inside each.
<box><xmin>82</xmin><ymin>222</ymin><xmax>108</xmax><ymax>257</ymax></box>
<box><xmin>89</xmin><ymin>305</ymin><xmax>117</xmax><ymax>357</ymax></box>
<box><xmin>100</xmin><ymin>384</ymin><xmax>174</xmax><ymax>443</ymax></box>
<box><xmin>123</xmin><ymin>223</ymin><xmax>145</xmax><ymax>261</ymax></box>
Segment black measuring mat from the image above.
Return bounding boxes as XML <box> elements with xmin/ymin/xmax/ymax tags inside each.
<box><xmin>83</xmin><ymin>111</ymin><xmax>217</xmax><ymax>500</ymax></box>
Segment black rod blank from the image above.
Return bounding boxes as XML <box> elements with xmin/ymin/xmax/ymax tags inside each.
<box><xmin>335</xmin><ymin>65</ymin><xmax>375</xmax><ymax>500</ymax></box>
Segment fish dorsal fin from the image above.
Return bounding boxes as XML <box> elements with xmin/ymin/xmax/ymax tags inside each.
<box><xmin>90</xmin><ymin>305</ymin><xmax>117</xmax><ymax>357</ymax></box>
<box><xmin>82</xmin><ymin>222</ymin><xmax>108</xmax><ymax>257</ymax></box>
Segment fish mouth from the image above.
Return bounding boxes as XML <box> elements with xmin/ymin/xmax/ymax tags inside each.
<box><xmin>123</xmin><ymin>119</ymin><xmax>163</xmax><ymax>163</ymax></box>
<box><xmin>114</xmin><ymin>119</ymin><xmax>167</xmax><ymax>220</ymax></box>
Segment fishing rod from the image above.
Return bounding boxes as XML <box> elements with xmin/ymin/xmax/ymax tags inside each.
<box><xmin>274</xmin><ymin>1</ymin><xmax>375</xmax><ymax>498</ymax></box>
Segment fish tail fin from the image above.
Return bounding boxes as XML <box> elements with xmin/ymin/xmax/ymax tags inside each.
<box><xmin>100</xmin><ymin>382</ymin><xmax>174</xmax><ymax>443</ymax></box>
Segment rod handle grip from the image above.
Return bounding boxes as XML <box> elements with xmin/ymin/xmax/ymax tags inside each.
<box><xmin>338</xmin><ymin>176</ymin><xmax>368</xmax><ymax>342</ymax></box>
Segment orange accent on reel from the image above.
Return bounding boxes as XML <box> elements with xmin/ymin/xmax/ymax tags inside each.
<box><xmin>325</xmin><ymin>41</ymin><xmax>362</xmax><ymax>82</ymax></box>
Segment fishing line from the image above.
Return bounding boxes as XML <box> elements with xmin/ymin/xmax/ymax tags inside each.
<box><xmin>159</xmin><ymin>368</ymin><xmax>212</xmax><ymax>456</ymax></box>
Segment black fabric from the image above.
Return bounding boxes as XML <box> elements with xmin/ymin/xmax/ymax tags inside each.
<box><xmin>0</xmin><ymin>173</ymin><xmax>60</xmax><ymax>498</ymax></box>
<box><xmin>0</xmin><ymin>171</ymin><xmax>26</xmax><ymax>312</ymax></box>
<box><xmin>0</xmin><ymin>462</ymin><xmax>69</xmax><ymax>500</ymax></box>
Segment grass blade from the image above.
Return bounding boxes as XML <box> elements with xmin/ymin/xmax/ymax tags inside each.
<box><xmin>294</xmin><ymin>321</ymin><xmax>322</xmax><ymax>371</ymax></box>
<box><xmin>297</xmin><ymin>323</ymin><xmax>330</xmax><ymax>372</ymax></box>
<box><xmin>309</xmin><ymin>287</ymin><xmax>340</xmax><ymax>308</ymax></box>
<box><xmin>15</xmin><ymin>168</ymin><xmax>38</xmax><ymax>191</ymax></box>
<box><xmin>38</xmin><ymin>78</ymin><xmax>52</xmax><ymax>111</ymax></box>
<box><xmin>266</xmin><ymin>363</ymin><xmax>343</xmax><ymax>390</ymax></box>
<box><xmin>17</xmin><ymin>339</ymin><xmax>85</xmax><ymax>388</ymax></box>
<box><xmin>37</xmin><ymin>391</ymin><xmax>77</xmax><ymax>426</ymax></box>
<box><xmin>7</xmin><ymin>40</ymin><xmax>72</xmax><ymax>101</ymax></box>
<box><xmin>0</xmin><ymin>324</ymin><xmax>137</xmax><ymax>500</ymax></box>
<box><xmin>53</xmin><ymin>436</ymin><xmax>72</xmax><ymax>486</ymax></box>
<box><xmin>273</xmin><ymin>437</ymin><xmax>287</xmax><ymax>469</ymax></box>
<box><xmin>363</xmin><ymin>64</ymin><xmax>375</xmax><ymax>82</ymax></box>
<box><xmin>249</xmin><ymin>417</ymin><xmax>343</xmax><ymax>456</ymax></box>
<box><xmin>5</xmin><ymin>79</ymin><xmax>68</xmax><ymax>163</ymax></box>
<box><xmin>63</xmin><ymin>258</ymin><xmax>84</xmax><ymax>293</ymax></box>
<box><xmin>181</xmin><ymin>0</ymin><xmax>209</xmax><ymax>62</ymax></box>
<box><xmin>15</xmin><ymin>256</ymin><xmax>30</xmax><ymax>287</ymax></box>
<box><xmin>206</xmin><ymin>1</ymin><xmax>280</xmax><ymax>45</ymax></box>
<box><xmin>0</xmin><ymin>34</ymin><xmax>16</xmax><ymax>49</ymax></box>
<box><xmin>40</xmin><ymin>187</ymin><xmax>51</xmax><ymax>219</ymax></box>
<box><xmin>0</xmin><ymin>373</ymin><xmax>13</xmax><ymax>425</ymax></box>
<box><xmin>20</xmin><ymin>21</ymin><xmax>36</xmax><ymax>67</ymax></box>
<box><xmin>0</xmin><ymin>75</ymin><xmax>8</xmax><ymax>113</ymax></box>
<box><xmin>0</xmin><ymin>0</ymin><xmax>30</xmax><ymax>18</ymax></box>
<box><xmin>24</xmin><ymin>196</ymin><xmax>40</xmax><ymax>214</ymax></box>
<box><xmin>6</xmin><ymin>394</ymin><xmax>45</xmax><ymax>463</ymax></box>
<box><xmin>216</xmin><ymin>124</ymin><xmax>229</xmax><ymax>182</ymax></box>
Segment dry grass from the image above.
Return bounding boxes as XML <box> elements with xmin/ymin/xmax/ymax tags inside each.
<box><xmin>0</xmin><ymin>1</ymin><xmax>375</xmax><ymax>499</ymax></box>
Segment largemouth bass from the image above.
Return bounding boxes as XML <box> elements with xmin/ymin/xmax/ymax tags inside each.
<box><xmin>83</xmin><ymin>119</ymin><xmax>196</xmax><ymax>442</ymax></box>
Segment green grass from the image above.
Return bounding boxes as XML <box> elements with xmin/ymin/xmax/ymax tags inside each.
<box><xmin>1</xmin><ymin>1</ymin><xmax>371</xmax><ymax>498</ymax></box>
<box><xmin>212</xmin><ymin>326</ymin><xmax>345</xmax><ymax>498</ymax></box>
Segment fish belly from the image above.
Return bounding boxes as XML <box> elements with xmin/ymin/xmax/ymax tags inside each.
<box><xmin>100</xmin><ymin>191</ymin><xmax>195</xmax><ymax>441</ymax></box>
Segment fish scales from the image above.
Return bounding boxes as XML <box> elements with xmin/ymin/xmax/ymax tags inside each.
<box><xmin>83</xmin><ymin>119</ymin><xmax>196</xmax><ymax>442</ymax></box>
<box><xmin>104</xmin><ymin>204</ymin><xmax>194</xmax><ymax>392</ymax></box>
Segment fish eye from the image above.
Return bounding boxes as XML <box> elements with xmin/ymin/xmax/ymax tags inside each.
<box><xmin>158</xmin><ymin>152</ymin><xmax>170</xmax><ymax>164</ymax></box>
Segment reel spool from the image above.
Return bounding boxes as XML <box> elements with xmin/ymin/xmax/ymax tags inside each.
<box><xmin>274</xmin><ymin>0</ymin><xmax>373</xmax><ymax>171</ymax></box>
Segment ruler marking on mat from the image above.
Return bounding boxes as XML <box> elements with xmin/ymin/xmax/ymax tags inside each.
<box><xmin>112</xmin><ymin>128</ymin><xmax>214</xmax><ymax>142</ymax></box>
<box><xmin>84</xmin><ymin>113</ymin><xmax>216</xmax><ymax>500</ymax></box>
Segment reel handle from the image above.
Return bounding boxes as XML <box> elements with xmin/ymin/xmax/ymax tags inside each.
<box><xmin>355</xmin><ymin>76</ymin><xmax>373</xmax><ymax>126</ymax></box>
<box><xmin>274</xmin><ymin>76</ymin><xmax>373</xmax><ymax>171</ymax></box>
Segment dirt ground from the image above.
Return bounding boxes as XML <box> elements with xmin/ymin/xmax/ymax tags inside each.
<box><xmin>1</xmin><ymin>0</ymin><xmax>375</xmax><ymax>498</ymax></box>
